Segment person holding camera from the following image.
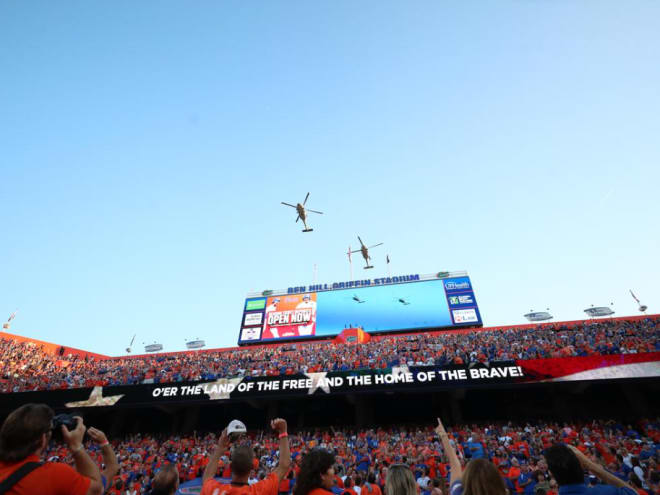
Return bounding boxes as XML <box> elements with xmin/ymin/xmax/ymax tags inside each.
<box><xmin>202</xmin><ymin>418</ymin><xmax>291</xmax><ymax>495</ymax></box>
<box><xmin>0</xmin><ymin>403</ymin><xmax>106</xmax><ymax>495</ymax></box>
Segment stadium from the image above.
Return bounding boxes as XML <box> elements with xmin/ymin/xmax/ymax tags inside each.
<box><xmin>1</xmin><ymin>271</ymin><xmax>658</xmax><ymax>494</ymax></box>
<box><xmin>3</xmin><ymin>2</ymin><xmax>660</xmax><ymax>495</ymax></box>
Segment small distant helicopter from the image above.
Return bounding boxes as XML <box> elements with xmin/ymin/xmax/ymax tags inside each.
<box><xmin>125</xmin><ymin>334</ymin><xmax>136</xmax><ymax>353</ymax></box>
<box><xmin>352</xmin><ymin>295</ymin><xmax>366</xmax><ymax>304</ymax></box>
<box><xmin>281</xmin><ymin>193</ymin><xmax>323</xmax><ymax>232</ymax></box>
<box><xmin>395</xmin><ymin>298</ymin><xmax>411</xmax><ymax>306</ymax></box>
<box><xmin>630</xmin><ymin>290</ymin><xmax>648</xmax><ymax>313</ymax></box>
<box><xmin>3</xmin><ymin>310</ymin><xmax>18</xmax><ymax>330</ymax></box>
<box><xmin>349</xmin><ymin>236</ymin><xmax>384</xmax><ymax>269</ymax></box>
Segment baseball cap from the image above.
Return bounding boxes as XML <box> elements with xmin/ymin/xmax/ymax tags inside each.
<box><xmin>228</xmin><ymin>419</ymin><xmax>247</xmax><ymax>435</ymax></box>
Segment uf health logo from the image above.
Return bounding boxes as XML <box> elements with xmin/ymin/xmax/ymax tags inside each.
<box><xmin>443</xmin><ymin>277</ymin><xmax>472</xmax><ymax>293</ymax></box>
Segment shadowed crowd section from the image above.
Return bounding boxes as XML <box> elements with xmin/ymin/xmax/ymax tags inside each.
<box><xmin>39</xmin><ymin>417</ymin><xmax>660</xmax><ymax>495</ymax></box>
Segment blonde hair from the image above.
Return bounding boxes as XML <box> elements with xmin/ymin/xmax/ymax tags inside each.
<box><xmin>385</xmin><ymin>465</ymin><xmax>417</xmax><ymax>495</ymax></box>
<box><xmin>461</xmin><ymin>459</ymin><xmax>506</xmax><ymax>495</ymax></box>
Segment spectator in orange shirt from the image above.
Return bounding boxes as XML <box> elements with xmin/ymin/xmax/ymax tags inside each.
<box><xmin>0</xmin><ymin>403</ymin><xmax>106</xmax><ymax>495</ymax></box>
<box><xmin>293</xmin><ymin>449</ymin><xmax>337</xmax><ymax>495</ymax></box>
<box><xmin>201</xmin><ymin>418</ymin><xmax>291</xmax><ymax>495</ymax></box>
<box><xmin>363</xmin><ymin>473</ymin><xmax>383</xmax><ymax>495</ymax></box>
<box><xmin>343</xmin><ymin>477</ymin><xmax>358</xmax><ymax>495</ymax></box>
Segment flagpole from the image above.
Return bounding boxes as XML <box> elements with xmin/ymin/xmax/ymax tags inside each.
<box><xmin>348</xmin><ymin>246</ymin><xmax>353</xmax><ymax>281</ymax></box>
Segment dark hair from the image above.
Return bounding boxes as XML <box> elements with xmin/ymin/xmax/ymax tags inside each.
<box><xmin>355</xmin><ymin>476</ymin><xmax>362</xmax><ymax>486</ymax></box>
<box><xmin>231</xmin><ymin>445</ymin><xmax>255</xmax><ymax>477</ymax></box>
<box><xmin>629</xmin><ymin>474</ymin><xmax>643</xmax><ymax>489</ymax></box>
<box><xmin>294</xmin><ymin>449</ymin><xmax>336</xmax><ymax>495</ymax></box>
<box><xmin>368</xmin><ymin>473</ymin><xmax>377</xmax><ymax>484</ymax></box>
<box><xmin>345</xmin><ymin>477</ymin><xmax>353</xmax><ymax>489</ymax></box>
<box><xmin>432</xmin><ymin>479</ymin><xmax>442</xmax><ymax>488</ymax></box>
<box><xmin>0</xmin><ymin>403</ymin><xmax>54</xmax><ymax>462</ymax></box>
<box><xmin>150</xmin><ymin>464</ymin><xmax>179</xmax><ymax>495</ymax></box>
<box><xmin>462</xmin><ymin>459</ymin><xmax>507</xmax><ymax>495</ymax></box>
<box><xmin>543</xmin><ymin>445</ymin><xmax>583</xmax><ymax>486</ymax></box>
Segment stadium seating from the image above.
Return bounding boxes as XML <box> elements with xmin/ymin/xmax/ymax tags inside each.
<box><xmin>44</xmin><ymin>418</ymin><xmax>660</xmax><ymax>495</ymax></box>
<box><xmin>1</xmin><ymin>316</ymin><xmax>658</xmax><ymax>393</ymax></box>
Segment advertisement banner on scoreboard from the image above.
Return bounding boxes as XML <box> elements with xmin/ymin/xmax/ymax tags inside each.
<box><xmin>239</xmin><ymin>276</ymin><xmax>481</xmax><ymax>344</ymax></box>
<box><xmin>262</xmin><ymin>293</ymin><xmax>318</xmax><ymax>339</ymax></box>
<box><xmin>1</xmin><ymin>353</ymin><xmax>657</xmax><ymax>412</ymax></box>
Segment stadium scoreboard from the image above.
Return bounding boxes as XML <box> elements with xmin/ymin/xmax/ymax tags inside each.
<box><xmin>238</xmin><ymin>271</ymin><xmax>482</xmax><ymax>344</ymax></box>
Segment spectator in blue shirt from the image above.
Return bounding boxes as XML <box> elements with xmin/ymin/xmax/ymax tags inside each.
<box><xmin>465</xmin><ymin>434</ymin><xmax>486</xmax><ymax>460</ymax></box>
<box><xmin>544</xmin><ymin>444</ymin><xmax>636</xmax><ymax>495</ymax></box>
<box><xmin>518</xmin><ymin>464</ymin><xmax>533</xmax><ymax>494</ymax></box>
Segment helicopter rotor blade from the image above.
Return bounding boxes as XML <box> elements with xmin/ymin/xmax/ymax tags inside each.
<box><xmin>357</xmin><ymin>236</ymin><xmax>365</xmax><ymax>247</ymax></box>
<box><xmin>368</xmin><ymin>243</ymin><xmax>384</xmax><ymax>249</ymax></box>
<box><xmin>306</xmin><ymin>209</ymin><xmax>323</xmax><ymax>214</ymax></box>
<box><xmin>296</xmin><ymin>215</ymin><xmax>300</xmax><ymax>223</ymax></box>
<box><xmin>281</xmin><ymin>202</ymin><xmax>297</xmax><ymax>208</ymax></box>
<box><xmin>630</xmin><ymin>290</ymin><xmax>640</xmax><ymax>304</ymax></box>
<box><xmin>303</xmin><ymin>192</ymin><xmax>310</xmax><ymax>205</ymax></box>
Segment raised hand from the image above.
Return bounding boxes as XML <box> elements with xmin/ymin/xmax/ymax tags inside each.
<box><xmin>62</xmin><ymin>416</ymin><xmax>86</xmax><ymax>451</ymax></box>
<box><xmin>435</xmin><ymin>417</ymin><xmax>448</xmax><ymax>438</ymax></box>
<box><xmin>87</xmin><ymin>427</ymin><xmax>109</xmax><ymax>445</ymax></box>
<box><xmin>271</xmin><ymin>418</ymin><xmax>288</xmax><ymax>434</ymax></box>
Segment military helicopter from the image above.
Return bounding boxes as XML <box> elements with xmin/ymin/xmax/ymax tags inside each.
<box><xmin>349</xmin><ymin>236</ymin><xmax>383</xmax><ymax>269</ymax></box>
<box><xmin>125</xmin><ymin>334</ymin><xmax>136</xmax><ymax>353</ymax></box>
<box><xmin>352</xmin><ymin>295</ymin><xmax>366</xmax><ymax>304</ymax></box>
<box><xmin>395</xmin><ymin>297</ymin><xmax>411</xmax><ymax>306</ymax></box>
<box><xmin>3</xmin><ymin>310</ymin><xmax>18</xmax><ymax>330</ymax></box>
<box><xmin>630</xmin><ymin>290</ymin><xmax>648</xmax><ymax>313</ymax></box>
<box><xmin>281</xmin><ymin>193</ymin><xmax>323</xmax><ymax>232</ymax></box>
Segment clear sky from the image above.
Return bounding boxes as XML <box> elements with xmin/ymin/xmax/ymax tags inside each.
<box><xmin>1</xmin><ymin>1</ymin><xmax>658</xmax><ymax>356</ymax></box>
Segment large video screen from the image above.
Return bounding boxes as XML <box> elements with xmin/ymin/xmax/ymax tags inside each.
<box><xmin>239</xmin><ymin>276</ymin><xmax>481</xmax><ymax>344</ymax></box>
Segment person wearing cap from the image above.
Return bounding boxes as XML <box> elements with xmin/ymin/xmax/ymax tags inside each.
<box><xmin>201</xmin><ymin>418</ymin><xmax>291</xmax><ymax>495</ymax></box>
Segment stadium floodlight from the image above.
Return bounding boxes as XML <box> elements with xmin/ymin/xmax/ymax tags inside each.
<box><xmin>524</xmin><ymin>309</ymin><xmax>553</xmax><ymax>322</ymax></box>
<box><xmin>144</xmin><ymin>343</ymin><xmax>163</xmax><ymax>353</ymax></box>
<box><xmin>186</xmin><ymin>339</ymin><xmax>206</xmax><ymax>349</ymax></box>
<box><xmin>584</xmin><ymin>303</ymin><xmax>615</xmax><ymax>318</ymax></box>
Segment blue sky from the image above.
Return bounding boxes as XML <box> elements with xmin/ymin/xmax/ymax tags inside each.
<box><xmin>314</xmin><ymin>280</ymin><xmax>453</xmax><ymax>335</ymax></box>
<box><xmin>1</xmin><ymin>1</ymin><xmax>658</xmax><ymax>355</ymax></box>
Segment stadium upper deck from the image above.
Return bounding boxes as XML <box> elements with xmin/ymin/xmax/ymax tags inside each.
<box><xmin>1</xmin><ymin>315</ymin><xmax>658</xmax><ymax>394</ymax></box>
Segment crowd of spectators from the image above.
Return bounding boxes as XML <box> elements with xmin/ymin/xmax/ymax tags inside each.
<box><xmin>1</xmin><ymin>317</ymin><xmax>658</xmax><ymax>393</ymax></box>
<box><xmin>42</xmin><ymin>418</ymin><xmax>659</xmax><ymax>495</ymax></box>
